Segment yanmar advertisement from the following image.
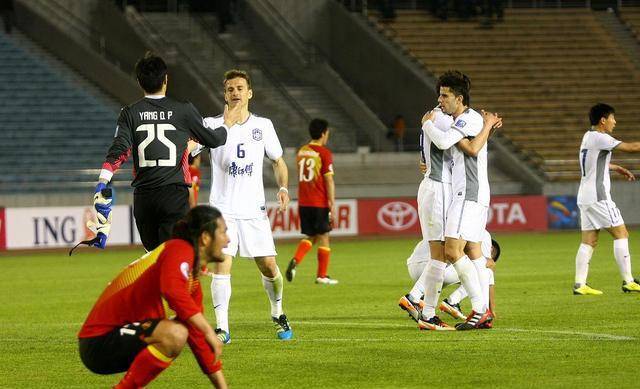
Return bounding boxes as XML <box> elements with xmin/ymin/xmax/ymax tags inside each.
<box><xmin>0</xmin><ymin>196</ymin><xmax>548</xmax><ymax>250</ymax></box>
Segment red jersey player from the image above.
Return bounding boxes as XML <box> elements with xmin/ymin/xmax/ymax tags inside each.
<box><xmin>78</xmin><ymin>206</ymin><xmax>230</xmax><ymax>388</ymax></box>
<box><xmin>286</xmin><ymin>118</ymin><xmax>338</xmax><ymax>285</ymax></box>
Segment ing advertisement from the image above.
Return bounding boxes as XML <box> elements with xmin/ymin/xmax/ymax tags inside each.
<box><xmin>0</xmin><ymin>195</ymin><xmax>549</xmax><ymax>250</ymax></box>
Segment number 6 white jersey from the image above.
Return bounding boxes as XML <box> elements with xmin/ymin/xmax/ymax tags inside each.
<box><xmin>198</xmin><ymin>113</ymin><xmax>283</xmax><ymax>219</ymax></box>
<box><xmin>577</xmin><ymin>130</ymin><xmax>621</xmax><ymax>205</ymax></box>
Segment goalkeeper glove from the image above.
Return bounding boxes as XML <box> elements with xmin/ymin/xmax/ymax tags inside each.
<box><xmin>91</xmin><ymin>183</ymin><xmax>114</xmax><ymax>249</ymax></box>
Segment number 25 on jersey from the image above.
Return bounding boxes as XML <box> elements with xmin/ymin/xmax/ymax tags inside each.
<box><xmin>136</xmin><ymin>124</ymin><xmax>177</xmax><ymax>167</ymax></box>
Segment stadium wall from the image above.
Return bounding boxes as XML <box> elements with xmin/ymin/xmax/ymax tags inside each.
<box><xmin>262</xmin><ymin>0</ymin><xmax>438</xmax><ymax>127</ymax></box>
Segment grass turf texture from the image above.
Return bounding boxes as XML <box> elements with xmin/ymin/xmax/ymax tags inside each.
<box><xmin>1</xmin><ymin>231</ymin><xmax>639</xmax><ymax>388</ymax></box>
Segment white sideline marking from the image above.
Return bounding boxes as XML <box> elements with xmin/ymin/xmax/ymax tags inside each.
<box><xmin>291</xmin><ymin>321</ymin><xmax>636</xmax><ymax>341</ymax></box>
<box><xmin>500</xmin><ymin>328</ymin><xmax>635</xmax><ymax>341</ymax></box>
<box><xmin>1</xmin><ymin>321</ymin><xmax>634</xmax><ymax>342</ymax></box>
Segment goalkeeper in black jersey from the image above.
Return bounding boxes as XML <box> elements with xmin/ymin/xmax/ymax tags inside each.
<box><xmin>91</xmin><ymin>52</ymin><xmax>240</xmax><ymax>251</ymax></box>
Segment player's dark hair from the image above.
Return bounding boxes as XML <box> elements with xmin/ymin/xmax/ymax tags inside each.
<box><xmin>589</xmin><ymin>103</ymin><xmax>615</xmax><ymax>126</ymax></box>
<box><xmin>223</xmin><ymin>69</ymin><xmax>251</xmax><ymax>89</ymax></box>
<box><xmin>172</xmin><ymin>205</ymin><xmax>223</xmax><ymax>277</ymax></box>
<box><xmin>491</xmin><ymin>239</ymin><xmax>501</xmax><ymax>262</ymax></box>
<box><xmin>436</xmin><ymin>70</ymin><xmax>471</xmax><ymax>106</ymax></box>
<box><xmin>135</xmin><ymin>52</ymin><xmax>168</xmax><ymax>94</ymax></box>
<box><xmin>309</xmin><ymin>118</ymin><xmax>329</xmax><ymax>140</ymax></box>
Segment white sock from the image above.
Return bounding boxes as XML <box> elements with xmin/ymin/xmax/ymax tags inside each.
<box><xmin>472</xmin><ymin>256</ymin><xmax>489</xmax><ymax>312</ymax></box>
<box><xmin>211</xmin><ymin>274</ymin><xmax>231</xmax><ymax>333</ymax></box>
<box><xmin>453</xmin><ymin>255</ymin><xmax>484</xmax><ymax>313</ymax></box>
<box><xmin>261</xmin><ymin>268</ymin><xmax>284</xmax><ymax>318</ymax></box>
<box><xmin>408</xmin><ymin>258</ymin><xmax>432</xmax><ymax>301</ymax></box>
<box><xmin>574</xmin><ymin>243</ymin><xmax>593</xmax><ymax>285</ymax></box>
<box><xmin>614</xmin><ymin>239</ymin><xmax>634</xmax><ymax>283</ymax></box>
<box><xmin>447</xmin><ymin>285</ymin><xmax>467</xmax><ymax>305</ymax></box>
<box><xmin>420</xmin><ymin>260</ymin><xmax>446</xmax><ymax>319</ymax></box>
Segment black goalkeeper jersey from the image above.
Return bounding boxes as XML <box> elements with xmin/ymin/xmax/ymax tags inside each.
<box><xmin>101</xmin><ymin>96</ymin><xmax>226</xmax><ymax>189</ymax></box>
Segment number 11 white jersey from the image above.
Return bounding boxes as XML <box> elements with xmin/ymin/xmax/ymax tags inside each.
<box><xmin>199</xmin><ymin>113</ymin><xmax>284</xmax><ymax>219</ymax></box>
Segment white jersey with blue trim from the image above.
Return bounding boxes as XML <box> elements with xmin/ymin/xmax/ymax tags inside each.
<box><xmin>449</xmin><ymin>108</ymin><xmax>490</xmax><ymax>206</ymax></box>
<box><xmin>577</xmin><ymin>130</ymin><xmax>621</xmax><ymax>205</ymax></box>
<box><xmin>199</xmin><ymin>113</ymin><xmax>283</xmax><ymax>219</ymax></box>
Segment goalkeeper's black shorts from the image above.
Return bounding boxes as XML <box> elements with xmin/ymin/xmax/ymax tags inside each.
<box><xmin>133</xmin><ymin>183</ymin><xmax>190</xmax><ymax>251</ymax></box>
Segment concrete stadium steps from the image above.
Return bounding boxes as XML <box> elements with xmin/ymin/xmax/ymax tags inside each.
<box><xmin>369</xmin><ymin>8</ymin><xmax>640</xmax><ymax>181</ymax></box>
<box><xmin>140</xmin><ymin>12</ymin><xmax>361</xmax><ymax>152</ymax></box>
<box><xmin>214</xmin><ymin>13</ymin><xmax>360</xmax><ymax>152</ymax></box>
<box><xmin>620</xmin><ymin>7</ymin><xmax>640</xmax><ymax>40</ymax></box>
<box><xmin>140</xmin><ymin>12</ymin><xmax>309</xmax><ymax>148</ymax></box>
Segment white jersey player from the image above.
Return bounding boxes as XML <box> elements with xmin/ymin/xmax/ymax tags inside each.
<box><xmin>573</xmin><ymin>103</ymin><xmax>640</xmax><ymax>295</ymax></box>
<box><xmin>404</xmin><ymin>231</ymin><xmax>501</xmax><ymax>325</ymax></box>
<box><xmin>417</xmin><ymin>71</ymin><xmax>501</xmax><ymax>331</ymax></box>
<box><xmin>194</xmin><ymin>70</ymin><xmax>293</xmax><ymax>342</ymax></box>
<box><xmin>398</xmin><ymin>108</ymin><xmax>455</xmax><ymax>329</ymax></box>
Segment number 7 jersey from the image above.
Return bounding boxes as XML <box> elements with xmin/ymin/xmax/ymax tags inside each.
<box><xmin>200</xmin><ymin>113</ymin><xmax>284</xmax><ymax>219</ymax></box>
<box><xmin>577</xmin><ymin>130</ymin><xmax>621</xmax><ymax>205</ymax></box>
<box><xmin>297</xmin><ymin>143</ymin><xmax>333</xmax><ymax>208</ymax></box>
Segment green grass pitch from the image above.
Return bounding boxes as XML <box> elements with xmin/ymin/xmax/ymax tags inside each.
<box><xmin>1</xmin><ymin>230</ymin><xmax>639</xmax><ymax>388</ymax></box>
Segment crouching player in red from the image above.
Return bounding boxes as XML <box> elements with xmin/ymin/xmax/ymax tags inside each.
<box><xmin>78</xmin><ymin>205</ymin><xmax>230</xmax><ymax>388</ymax></box>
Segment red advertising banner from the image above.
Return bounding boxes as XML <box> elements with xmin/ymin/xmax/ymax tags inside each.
<box><xmin>357</xmin><ymin>195</ymin><xmax>548</xmax><ymax>236</ymax></box>
<box><xmin>357</xmin><ymin>198</ymin><xmax>420</xmax><ymax>236</ymax></box>
<box><xmin>0</xmin><ymin>208</ymin><xmax>5</xmax><ymax>250</ymax></box>
<box><xmin>487</xmin><ymin>195</ymin><xmax>548</xmax><ymax>232</ymax></box>
<box><xmin>266</xmin><ymin>200</ymin><xmax>358</xmax><ymax>238</ymax></box>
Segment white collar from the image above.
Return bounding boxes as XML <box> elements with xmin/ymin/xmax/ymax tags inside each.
<box><xmin>145</xmin><ymin>94</ymin><xmax>165</xmax><ymax>99</ymax></box>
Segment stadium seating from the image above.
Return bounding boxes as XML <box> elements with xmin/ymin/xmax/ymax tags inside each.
<box><xmin>0</xmin><ymin>31</ymin><xmax>130</xmax><ymax>192</ymax></box>
<box><xmin>369</xmin><ymin>8</ymin><xmax>640</xmax><ymax>181</ymax></box>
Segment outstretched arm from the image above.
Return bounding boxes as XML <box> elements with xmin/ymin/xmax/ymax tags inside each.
<box><xmin>610</xmin><ymin>163</ymin><xmax>636</xmax><ymax>181</ymax></box>
<box><xmin>272</xmin><ymin>157</ymin><xmax>289</xmax><ymax>212</ymax></box>
<box><xmin>616</xmin><ymin>142</ymin><xmax>640</xmax><ymax>153</ymax></box>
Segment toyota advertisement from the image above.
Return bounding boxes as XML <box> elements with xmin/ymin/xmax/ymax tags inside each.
<box><xmin>0</xmin><ymin>195</ymin><xmax>547</xmax><ymax>250</ymax></box>
<box><xmin>357</xmin><ymin>195</ymin><xmax>548</xmax><ymax>235</ymax></box>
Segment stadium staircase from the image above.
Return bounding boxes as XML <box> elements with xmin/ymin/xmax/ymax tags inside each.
<box><xmin>368</xmin><ymin>8</ymin><xmax>640</xmax><ymax>181</ymax></box>
<box><xmin>0</xmin><ymin>30</ymin><xmax>129</xmax><ymax>195</ymax></box>
<box><xmin>130</xmin><ymin>11</ymin><xmax>360</xmax><ymax>152</ymax></box>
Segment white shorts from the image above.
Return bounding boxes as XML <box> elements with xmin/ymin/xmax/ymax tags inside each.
<box><xmin>445</xmin><ymin>200</ymin><xmax>488</xmax><ymax>243</ymax></box>
<box><xmin>222</xmin><ymin>215</ymin><xmax>277</xmax><ymax>258</ymax></box>
<box><xmin>579</xmin><ymin>200</ymin><xmax>624</xmax><ymax>231</ymax></box>
<box><xmin>418</xmin><ymin>178</ymin><xmax>452</xmax><ymax>242</ymax></box>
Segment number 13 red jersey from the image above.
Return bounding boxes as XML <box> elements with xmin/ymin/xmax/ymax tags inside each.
<box><xmin>296</xmin><ymin>143</ymin><xmax>333</xmax><ymax>207</ymax></box>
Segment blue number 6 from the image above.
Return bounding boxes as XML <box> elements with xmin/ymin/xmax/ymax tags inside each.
<box><xmin>237</xmin><ymin>143</ymin><xmax>245</xmax><ymax>158</ymax></box>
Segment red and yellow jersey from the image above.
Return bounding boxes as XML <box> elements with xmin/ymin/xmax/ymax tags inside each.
<box><xmin>78</xmin><ymin>239</ymin><xmax>221</xmax><ymax>374</ymax></box>
<box><xmin>189</xmin><ymin>165</ymin><xmax>201</xmax><ymax>203</ymax></box>
<box><xmin>297</xmin><ymin>143</ymin><xmax>333</xmax><ymax>207</ymax></box>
